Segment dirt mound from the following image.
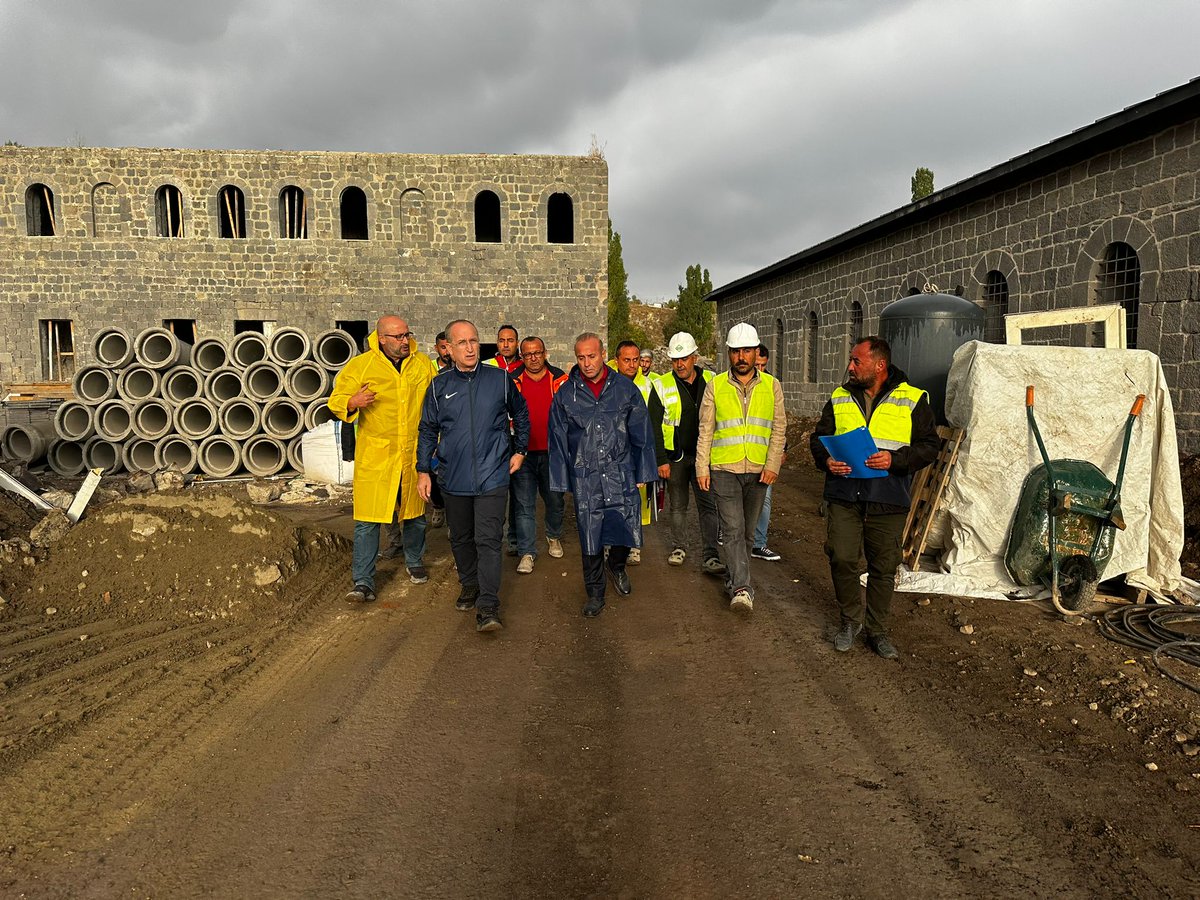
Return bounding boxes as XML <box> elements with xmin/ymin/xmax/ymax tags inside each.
<box><xmin>0</xmin><ymin>491</ymin><xmax>39</xmax><ymax>542</ymax></box>
<box><xmin>6</xmin><ymin>492</ymin><xmax>348</xmax><ymax>622</ymax></box>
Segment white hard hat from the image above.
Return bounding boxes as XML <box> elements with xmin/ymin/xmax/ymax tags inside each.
<box><xmin>668</xmin><ymin>332</ymin><xmax>699</xmax><ymax>358</ymax></box>
<box><xmin>726</xmin><ymin>322</ymin><xmax>760</xmax><ymax>349</ymax></box>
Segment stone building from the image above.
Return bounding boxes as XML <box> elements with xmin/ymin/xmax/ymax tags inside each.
<box><xmin>708</xmin><ymin>77</ymin><xmax>1200</xmax><ymax>451</ymax></box>
<box><xmin>0</xmin><ymin>147</ymin><xmax>608</xmax><ymax>382</ymax></box>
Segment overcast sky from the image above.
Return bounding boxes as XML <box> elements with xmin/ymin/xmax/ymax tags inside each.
<box><xmin>2</xmin><ymin>0</ymin><xmax>1199</xmax><ymax>301</ymax></box>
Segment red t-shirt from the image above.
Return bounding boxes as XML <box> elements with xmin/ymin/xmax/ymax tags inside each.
<box><xmin>518</xmin><ymin>371</ymin><xmax>556</xmax><ymax>451</ymax></box>
<box><xmin>584</xmin><ymin>366</ymin><xmax>607</xmax><ymax>399</ymax></box>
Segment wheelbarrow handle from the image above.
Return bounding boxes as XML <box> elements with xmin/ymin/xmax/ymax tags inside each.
<box><xmin>1026</xmin><ymin>385</ymin><xmax>1035</xmax><ymax>408</ymax></box>
<box><xmin>1131</xmin><ymin>394</ymin><xmax>1145</xmax><ymax>417</ymax></box>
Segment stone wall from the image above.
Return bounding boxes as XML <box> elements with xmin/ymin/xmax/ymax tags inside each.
<box><xmin>715</xmin><ymin>116</ymin><xmax>1200</xmax><ymax>451</ymax></box>
<box><xmin>0</xmin><ymin>147</ymin><xmax>608</xmax><ymax>381</ymax></box>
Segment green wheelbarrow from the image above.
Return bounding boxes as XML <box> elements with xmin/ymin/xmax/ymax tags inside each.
<box><xmin>1004</xmin><ymin>386</ymin><xmax>1145</xmax><ymax>614</ymax></box>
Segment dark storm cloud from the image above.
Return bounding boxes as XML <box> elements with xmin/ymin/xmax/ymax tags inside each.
<box><xmin>1</xmin><ymin>0</ymin><xmax>1198</xmax><ymax>300</ymax></box>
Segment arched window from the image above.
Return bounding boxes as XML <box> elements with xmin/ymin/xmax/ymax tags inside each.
<box><xmin>1095</xmin><ymin>241</ymin><xmax>1141</xmax><ymax>348</ymax></box>
<box><xmin>806</xmin><ymin>312</ymin><xmax>819</xmax><ymax>384</ymax></box>
<box><xmin>279</xmin><ymin>185</ymin><xmax>308</xmax><ymax>239</ymax></box>
<box><xmin>983</xmin><ymin>270</ymin><xmax>1009</xmax><ymax>343</ymax></box>
<box><xmin>547</xmin><ymin>192</ymin><xmax>573</xmax><ymax>243</ymax></box>
<box><xmin>155</xmin><ymin>185</ymin><xmax>184</xmax><ymax>238</ymax></box>
<box><xmin>474</xmin><ymin>190</ymin><xmax>501</xmax><ymax>243</ymax></box>
<box><xmin>218</xmin><ymin>185</ymin><xmax>245</xmax><ymax>239</ymax></box>
<box><xmin>90</xmin><ymin>182</ymin><xmax>119</xmax><ymax>237</ymax></box>
<box><xmin>340</xmin><ymin>186</ymin><xmax>368</xmax><ymax>240</ymax></box>
<box><xmin>850</xmin><ymin>301</ymin><xmax>863</xmax><ymax>345</ymax></box>
<box><xmin>26</xmin><ymin>183</ymin><xmax>57</xmax><ymax>236</ymax></box>
<box><xmin>774</xmin><ymin>318</ymin><xmax>786</xmax><ymax>383</ymax></box>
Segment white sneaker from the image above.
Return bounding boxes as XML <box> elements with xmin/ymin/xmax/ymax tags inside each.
<box><xmin>547</xmin><ymin>538</ymin><xmax>564</xmax><ymax>558</ymax></box>
<box><xmin>730</xmin><ymin>589</ymin><xmax>753</xmax><ymax>612</ymax></box>
<box><xmin>517</xmin><ymin>554</ymin><xmax>535</xmax><ymax>574</ymax></box>
<box><xmin>628</xmin><ymin>547</ymin><xmax>641</xmax><ymax>565</ymax></box>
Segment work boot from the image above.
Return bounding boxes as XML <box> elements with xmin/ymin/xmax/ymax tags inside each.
<box><xmin>547</xmin><ymin>538</ymin><xmax>564</xmax><ymax>558</ymax></box>
<box><xmin>456</xmin><ymin>586</ymin><xmax>479</xmax><ymax>611</ymax></box>
<box><xmin>867</xmin><ymin>633</ymin><xmax>900</xmax><ymax>660</ymax></box>
<box><xmin>730</xmin><ymin>589</ymin><xmax>753</xmax><ymax>613</ymax></box>
<box><xmin>833</xmin><ymin>622</ymin><xmax>862</xmax><ymax>652</ymax></box>
<box><xmin>668</xmin><ymin>548</ymin><xmax>686</xmax><ymax>566</ymax></box>
<box><xmin>476</xmin><ymin>610</ymin><xmax>504</xmax><ymax>632</ymax></box>
<box><xmin>627</xmin><ymin>547</ymin><xmax>641</xmax><ymax>565</ymax></box>
<box><xmin>702</xmin><ymin>556</ymin><xmax>727</xmax><ymax>576</ymax></box>
<box><xmin>583</xmin><ymin>596</ymin><xmax>605</xmax><ymax>618</ymax></box>
<box><xmin>517</xmin><ymin>554</ymin><xmax>535</xmax><ymax>574</ymax></box>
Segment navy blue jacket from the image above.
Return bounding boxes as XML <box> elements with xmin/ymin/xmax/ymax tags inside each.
<box><xmin>548</xmin><ymin>367</ymin><xmax>658</xmax><ymax>555</ymax></box>
<box><xmin>417</xmin><ymin>363</ymin><xmax>530</xmax><ymax>496</ymax></box>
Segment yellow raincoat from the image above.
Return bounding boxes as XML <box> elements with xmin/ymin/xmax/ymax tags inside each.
<box><xmin>327</xmin><ymin>332</ymin><xmax>436</xmax><ymax>523</ymax></box>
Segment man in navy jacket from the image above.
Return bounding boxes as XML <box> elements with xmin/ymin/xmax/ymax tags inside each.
<box><xmin>418</xmin><ymin>319</ymin><xmax>530</xmax><ymax>633</ymax></box>
<box><xmin>549</xmin><ymin>332</ymin><xmax>657</xmax><ymax>618</ymax></box>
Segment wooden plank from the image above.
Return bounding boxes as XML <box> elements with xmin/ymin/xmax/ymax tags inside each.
<box><xmin>1005</xmin><ymin>303</ymin><xmax>1126</xmax><ymax>348</ymax></box>
<box><xmin>3</xmin><ymin>382</ymin><xmax>73</xmax><ymax>400</ymax></box>
<box><xmin>902</xmin><ymin>425</ymin><xmax>965</xmax><ymax>571</ymax></box>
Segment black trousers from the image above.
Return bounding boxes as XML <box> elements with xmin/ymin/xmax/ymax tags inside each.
<box><xmin>443</xmin><ymin>486</ymin><xmax>508</xmax><ymax>613</ymax></box>
<box><xmin>582</xmin><ymin>545</ymin><xmax>629</xmax><ymax>601</ymax></box>
<box><xmin>825</xmin><ymin>501</ymin><xmax>906</xmax><ymax>635</ymax></box>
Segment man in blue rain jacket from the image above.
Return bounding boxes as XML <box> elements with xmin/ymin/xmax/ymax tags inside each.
<box><xmin>549</xmin><ymin>332</ymin><xmax>658</xmax><ymax>618</ymax></box>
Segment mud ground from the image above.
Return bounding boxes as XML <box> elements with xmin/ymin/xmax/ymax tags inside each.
<box><xmin>1</xmin><ymin>463</ymin><xmax>1199</xmax><ymax>898</ymax></box>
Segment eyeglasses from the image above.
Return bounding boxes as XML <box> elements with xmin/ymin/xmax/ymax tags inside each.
<box><xmin>381</xmin><ymin>331</ymin><xmax>414</xmax><ymax>340</ymax></box>
<box><xmin>521</xmin><ymin>351</ymin><xmax>545</xmax><ymax>359</ymax></box>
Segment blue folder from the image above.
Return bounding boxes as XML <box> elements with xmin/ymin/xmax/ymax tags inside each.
<box><xmin>818</xmin><ymin>427</ymin><xmax>888</xmax><ymax>479</ymax></box>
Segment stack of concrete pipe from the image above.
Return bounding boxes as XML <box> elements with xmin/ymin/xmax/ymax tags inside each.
<box><xmin>34</xmin><ymin>325</ymin><xmax>354</xmax><ymax>479</ymax></box>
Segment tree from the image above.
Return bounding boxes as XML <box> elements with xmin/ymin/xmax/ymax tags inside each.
<box><xmin>606</xmin><ymin>220</ymin><xmax>631</xmax><ymax>345</ymax></box>
<box><xmin>662</xmin><ymin>264</ymin><xmax>714</xmax><ymax>356</ymax></box>
<box><xmin>911</xmin><ymin>167</ymin><xmax>934</xmax><ymax>201</ymax></box>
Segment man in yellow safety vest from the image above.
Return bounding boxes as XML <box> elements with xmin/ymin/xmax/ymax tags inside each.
<box><xmin>696</xmin><ymin>323</ymin><xmax>787</xmax><ymax>613</ymax></box>
<box><xmin>810</xmin><ymin>336</ymin><xmax>938</xmax><ymax>659</ymax></box>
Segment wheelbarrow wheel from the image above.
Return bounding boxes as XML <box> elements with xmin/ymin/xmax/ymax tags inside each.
<box><xmin>1059</xmin><ymin>554</ymin><xmax>1099</xmax><ymax>611</ymax></box>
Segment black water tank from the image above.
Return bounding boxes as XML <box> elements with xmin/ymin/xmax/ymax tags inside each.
<box><xmin>878</xmin><ymin>292</ymin><xmax>985</xmax><ymax>424</ymax></box>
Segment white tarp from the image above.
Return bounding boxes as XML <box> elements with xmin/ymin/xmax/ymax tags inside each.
<box><xmin>917</xmin><ymin>342</ymin><xmax>1183</xmax><ymax>597</ymax></box>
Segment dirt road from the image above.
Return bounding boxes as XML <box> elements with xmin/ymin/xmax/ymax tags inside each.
<box><xmin>2</xmin><ymin>468</ymin><xmax>1199</xmax><ymax>897</ymax></box>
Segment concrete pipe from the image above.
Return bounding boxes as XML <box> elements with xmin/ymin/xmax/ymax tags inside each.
<box><xmin>283</xmin><ymin>361</ymin><xmax>329</xmax><ymax>403</ymax></box>
<box><xmin>192</xmin><ymin>337</ymin><xmax>230</xmax><ymax>375</ymax></box>
<box><xmin>94</xmin><ymin>399</ymin><xmax>134</xmax><ymax>442</ymax></box>
<box><xmin>243</xmin><ymin>360</ymin><xmax>285</xmax><ymax>402</ymax></box>
<box><xmin>161</xmin><ymin>365</ymin><xmax>204</xmax><ymax>404</ymax></box>
<box><xmin>262</xmin><ymin>397</ymin><xmax>305</xmax><ymax>440</ymax></box>
<box><xmin>91</xmin><ymin>327</ymin><xmax>135</xmax><ymax>369</ymax></box>
<box><xmin>203</xmin><ymin>366</ymin><xmax>243</xmax><ymax>404</ymax></box>
<box><xmin>116</xmin><ymin>366</ymin><xmax>161</xmax><ymax>403</ymax></box>
<box><xmin>134</xmin><ymin>326</ymin><xmax>193</xmax><ymax>370</ymax></box>
<box><xmin>173</xmin><ymin>398</ymin><xmax>219</xmax><ymax>441</ymax></box>
<box><xmin>242</xmin><ymin>434</ymin><xmax>287</xmax><ymax>478</ymax></box>
<box><xmin>83</xmin><ymin>436</ymin><xmax>125</xmax><ymax>474</ymax></box>
<box><xmin>154</xmin><ymin>436</ymin><xmax>198</xmax><ymax>474</ymax></box>
<box><xmin>2</xmin><ymin>420</ymin><xmax>56</xmax><ymax>464</ymax></box>
<box><xmin>217</xmin><ymin>397</ymin><xmax>262</xmax><ymax>440</ymax></box>
<box><xmin>286</xmin><ymin>435</ymin><xmax>304</xmax><ymax>473</ymax></box>
<box><xmin>230</xmin><ymin>331</ymin><xmax>269</xmax><ymax>369</ymax></box>
<box><xmin>132</xmin><ymin>398</ymin><xmax>174</xmax><ymax>441</ymax></box>
<box><xmin>268</xmin><ymin>326</ymin><xmax>312</xmax><ymax>367</ymax></box>
<box><xmin>198</xmin><ymin>435</ymin><xmax>242</xmax><ymax>478</ymax></box>
<box><xmin>304</xmin><ymin>398</ymin><xmax>338</xmax><ymax>430</ymax></box>
<box><xmin>314</xmin><ymin>328</ymin><xmax>358</xmax><ymax>371</ymax></box>
<box><xmin>54</xmin><ymin>401</ymin><xmax>95</xmax><ymax>441</ymax></box>
<box><xmin>73</xmin><ymin>366</ymin><xmax>117</xmax><ymax>406</ymax></box>
<box><xmin>47</xmin><ymin>439</ymin><xmax>87</xmax><ymax>477</ymax></box>
<box><xmin>122</xmin><ymin>438</ymin><xmax>159</xmax><ymax>473</ymax></box>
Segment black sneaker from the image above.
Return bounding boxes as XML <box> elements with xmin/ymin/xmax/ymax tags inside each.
<box><xmin>476</xmin><ymin>611</ymin><xmax>503</xmax><ymax>632</ymax></box>
<box><xmin>346</xmin><ymin>584</ymin><xmax>376</xmax><ymax>603</ymax></box>
<box><xmin>868</xmin><ymin>633</ymin><xmax>900</xmax><ymax>660</ymax></box>
<box><xmin>751</xmin><ymin>546</ymin><xmax>781</xmax><ymax>561</ymax></box>
<box><xmin>407</xmin><ymin>564</ymin><xmax>429</xmax><ymax>585</ymax></box>
<box><xmin>456</xmin><ymin>587</ymin><xmax>479</xmax><ymax>611</ymax></box>
<box><xmin>606</xmin><ymin>562</ymin><xmax>631</xmax><ymax>595</ymax></box>
<box><xmin>583</xmin><ymin>596</ymin><xmax>605</xmax><ymax>617</ymax></box>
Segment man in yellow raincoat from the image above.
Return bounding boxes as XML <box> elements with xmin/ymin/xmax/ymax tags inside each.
<box><xmin>328</xmin><ymin>316</ymin><xmax>435</xmax><ymax>601</ymax></box>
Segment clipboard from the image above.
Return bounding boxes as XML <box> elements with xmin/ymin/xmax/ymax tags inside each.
<box><xmin>819</xmin><ymin>427</ymin><xmax>887</xmax><ymax>479</ymax></box>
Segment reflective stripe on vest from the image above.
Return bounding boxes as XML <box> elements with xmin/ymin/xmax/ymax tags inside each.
<box><xmin>831</xmin><ymin>383</ymin><xmax>926</xmax><ymax>451</ymax></box>
<box><xmin>710</xmin><ymin>371</ymin><xmax>775</xmax><ymax>465</ymax></box>
<box><xmin>659</xmin><ymin>369</ymin><xmax>713</xmax><ymax>451</ymax></box>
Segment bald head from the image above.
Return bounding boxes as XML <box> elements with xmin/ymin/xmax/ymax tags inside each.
<box><xmin>376</xmin><ymin>315</ymin><xmax>411</xmax><ymax>362</ymax></box>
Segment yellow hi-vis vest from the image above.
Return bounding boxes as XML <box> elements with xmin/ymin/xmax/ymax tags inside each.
<box><xmin>710</xmin><ymin>371</ymin><xmax>776</xmax><ymax>466</ymax></box>
<box><xmin>831</xmin><ymin>383</ymin><xmax>926</xmax><ymax>451</ymax></box>
<box><xmin>657</xmin><ymin>368</ymin><xmax>713</xmax><ymax>451</ymax></box>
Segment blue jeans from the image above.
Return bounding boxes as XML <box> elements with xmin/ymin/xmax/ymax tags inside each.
<box><xmin>351</xmin><ymin>515</ymin><xmax>426</xmax><ymax>590</ymax></box>
<box><xmin>754</xmin><ymin>483</ymin><xmax>773</xmax><ymax>547</ymax></box>
<box><xmin>513</xmin><ymin>451</ymin><xmax>564</xmax><ymax>557</ymax></box>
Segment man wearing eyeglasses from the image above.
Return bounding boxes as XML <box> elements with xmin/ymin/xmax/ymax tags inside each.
<box><xmin>329</xmin><ymin>316</ymin><xmax>435</xmax><ymax>602</ymax></box>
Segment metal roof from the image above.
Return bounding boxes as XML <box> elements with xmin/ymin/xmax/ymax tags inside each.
<box><xmin>707</xmin><ymin>76</ymin><xmax>1200</xmax><ymax>303</ymax></box>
